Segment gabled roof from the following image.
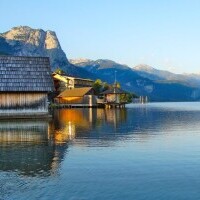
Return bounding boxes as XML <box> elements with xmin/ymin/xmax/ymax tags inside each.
<box><xmin>57</xmin><ymin>87</ymin><xmax>93</xmax><ymax>98</ymax></box>
<box><xmin>0</xmin><ymin>56</ymin><xmax>54</xmax><ymax>92</ymax></box>
<box><xmin>52</xmin><ymin>72</ymin><xmax>94</xmax><ymax>82</ymax></box>
<box><xmin>101</xmin><ymin>87</ymin><xmax>127</xmax><ymax>95</ymax></box>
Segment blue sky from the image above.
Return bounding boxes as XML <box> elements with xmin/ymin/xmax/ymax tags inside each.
<box><xmin>1</xmin><ymin>0</ymin><xmax>200</xmax><ymax>73</ymax></box>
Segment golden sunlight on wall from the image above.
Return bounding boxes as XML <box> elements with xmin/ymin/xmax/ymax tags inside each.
<box><xmin>58</xmin><ymin>97</ymin><xmax>83</xmax><ymax>104</ymax></box>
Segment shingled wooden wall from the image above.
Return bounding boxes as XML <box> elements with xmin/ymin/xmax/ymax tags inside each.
<box><xmin>0</xmin><ymin>92</ymin><xmax>48</xmax><ymax>114</ymax></box>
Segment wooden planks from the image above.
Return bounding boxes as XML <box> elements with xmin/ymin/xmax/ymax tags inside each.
<box><xmin>0</xmin><ymin>92</ymin><xmax>48</xmax><ymax>114</ymax></box>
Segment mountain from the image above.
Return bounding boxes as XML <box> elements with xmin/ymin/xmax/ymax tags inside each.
<box><xmin>134</xmin><ymin>64</ymin><xmax>178</xmax><ymax>81</ymax></box>
<box><xmin>0</xmin><ymin>26</ymin><xmax>69</xmax><ymax>71</ymax></box>
<box><xmin>0</xmin><ymin>26</ymin><xmax>95</xmax><ymax>79</ymax></box>
<box><xmin>71</xmin><ymin>59</ymin><xmax>200</xmax><ymax>101</ymax></box>
<box><xmin>1</xmin><ymin>26</ymin><xmax>200</xmax><ymax>101</ymax></box>
<box><xmin>134</xmin><ymin>64</ymin><xmax>200</xmax><ymax>87</ymax></box>
<box><xmin>69</xmin><ymin>58</ymin><xmax>92</xmax><ymax>65</ymax></box>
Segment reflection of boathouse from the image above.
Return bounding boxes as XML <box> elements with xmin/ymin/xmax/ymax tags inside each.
<box><xmin>0</xmin><ymin>120</ymin><xmax>48</xmax><ymax>142</ymax></box>
<box><xmin>0</xmin><ymin>119</ymin><xmax>68</xmax><ymax>177</ymax></box>
<box><xmin>52</xmin><ymin>108</ymin><xmax>127</xmax><ymax>140</ymax></box>
<box><xmin>0</xmin><ymin>56</ymin><xmax>54</xmax><ymax>116</ymax></box>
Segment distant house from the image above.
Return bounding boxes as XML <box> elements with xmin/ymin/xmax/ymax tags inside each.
<box><xmin>55</xmin><ymin>87</ymin><xmax>96</xmax><ymax>106</ymax></box>
<box><xmin>101</xmin><ymin>87</ymin><xmax>128</xmax><ymax>103</ymax></box>
<box><xmin>52</xmin><ymin>72</ymin><xmax>94</xmax><ymax>92</ymax></box>
<box><xmin>98</xmin><ymin>86</ymin><xmax>128</xmax><ymax>108</ymax></box>
<box><xmin>0</xmin><ymin>56</ymin><xmax>54</xmax><ymax>116</ymax></box>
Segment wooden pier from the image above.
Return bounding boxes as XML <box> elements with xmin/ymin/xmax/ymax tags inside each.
<box><xmin>50</xmin><ymin>103</ymin><xmax>103</xmax><ymax>109</ymax></box>
<box><xmin>103</xmin><ymin>102</ymin><xmax>126</xmax><ymax>109</ymax></box>
<box><xmin>50</xmin><ymin>103</ymin><xmax>126</xmax><ymax>109</ymax></box>
<box><xmin>0</xmin><ymin>113</ymin><xmax>52</xmax><ymax>120</ymax></box>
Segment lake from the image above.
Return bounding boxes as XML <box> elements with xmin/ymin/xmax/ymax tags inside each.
<box><xmin>1</xmin><ymin>102</ymin><xmax>200</xmax><ymax>200</ymax></box>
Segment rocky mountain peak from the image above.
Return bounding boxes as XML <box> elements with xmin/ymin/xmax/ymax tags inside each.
<box><xmin>0</xmin><ymin>26</ymin><xmax>69</xmax><ymax>70</ymax></box>
<box><xmin>69</xmin><ymin>58</ymin><xmax>93</xmax><ymax>65</ymax></box>
<box><xmin>134</xmin><ymin>64</ymin><xmax>155</xmax><ymax>72</ymax></box>
<box><xmin>45</xmin><ymin>30</ymin><xmax>61</xmax><ymax>49</ymax></box>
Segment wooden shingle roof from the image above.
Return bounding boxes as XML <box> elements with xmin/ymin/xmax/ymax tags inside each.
<box><xmin>57</xmin><ymin>87</ymin><xmax>93</xmax><ymax>98</ymax></box>
<box><xmin>0</xmin><ymin>56</ymin><xmax>54</xmax><ymax>92</ymax></box>
<box><xmin>101</xmin><ymin>87</ymin><xmax>127</xmax><ymax>94</ymax></box>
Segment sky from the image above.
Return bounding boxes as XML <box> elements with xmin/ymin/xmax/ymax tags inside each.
<box><xmin>1</xmin><ymin>0</ymin><xmax>200</xmax><ymax>73</ymax></box>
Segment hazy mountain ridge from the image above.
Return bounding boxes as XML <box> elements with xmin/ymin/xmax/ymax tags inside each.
<box><xmin>134</xmin><ymin>64</ymin><xmax>200</xmax><ymax>87</ymax></box>
<box><xmin>69</xmin><ymin>58</ymin><xmax>92</xmax><ymax>65</ymax></box>
<box><xmin>71</xmin><ymin>59</ymin><xmax>200</xmax><ymax>101</ymax></box>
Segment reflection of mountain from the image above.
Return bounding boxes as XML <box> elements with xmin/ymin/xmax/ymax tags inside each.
<box><xmin>0</xmin><ymin>119</ymin><xmax>68</xmax><ymax>177</ymax></box>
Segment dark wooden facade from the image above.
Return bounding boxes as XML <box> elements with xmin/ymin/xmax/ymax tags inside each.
<box><xmin>0</xmin><ymin>56</ymin><xmax>54</xmax><ymax>115</ymax></box>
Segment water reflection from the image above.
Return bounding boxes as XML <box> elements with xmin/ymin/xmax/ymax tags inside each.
<box><xmin>0</xmin><ymin>109</ymin><xmax>128</xmax><ymax>177</ymax></box>
<box><xmin>0</xmin><ymin>119</ymin><xmax>68</xmax><ymax>177</ymax></box>
<box><xmin>1</xmin><ymin>105</ymin><xmax>200</xmax><ymax>178</ymax></box>
<box><xmin>52</xmin><ymin>106</ymin><xmax>200</xmax><ymax>143</ymax></box>
<box><xmin>2</xmin><ymin>104</ymin><xmax>200</xmax><ymax>199</ymax></box>
<box><xmin>0</xmin><ymin>120</ymin><xmax>49</xmax><ymax>143</ymax></box>
<box><xmin>52</xmin><ymin>108</ymin><xmax>127</xmax><ymax>138</ymax></box>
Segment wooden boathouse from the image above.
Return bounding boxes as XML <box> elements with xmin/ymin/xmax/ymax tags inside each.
<box><xmin>55</xmin><ymin>87</ymin><xmax>97</xmax><ymax>107</ymax></box>
<box><xmin>98</xmin><ymin>86</ymin><xmax>128</xmax><ymax>108</ymax></box>
<box><xmin>0</xmin><ymin>56</ymin><xmax>54</xmax><ymax>117</ymax></box>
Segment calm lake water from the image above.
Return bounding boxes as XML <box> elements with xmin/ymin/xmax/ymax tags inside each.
<box><xmin>1</xmin><ymin>102</ymin><xmax>200</xmax><ymax>200</ymax></box>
